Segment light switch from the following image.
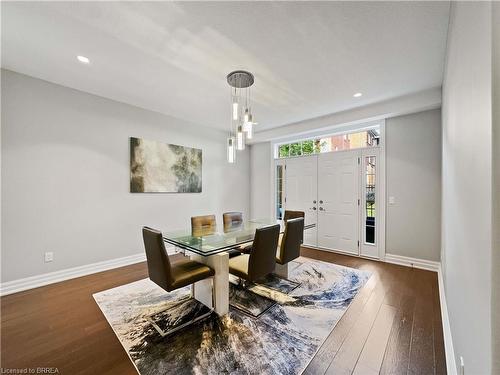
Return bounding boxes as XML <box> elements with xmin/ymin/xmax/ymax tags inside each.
<box><xmin>389</xmin><ymin>196</ymin><xmax>396</xmax><ymax>205</ymax></box>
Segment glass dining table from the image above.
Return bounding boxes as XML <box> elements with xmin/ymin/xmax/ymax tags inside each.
<box><xmin>163</xmin><ymin>219</ymin><xmax>315</xmax><ymax>256</ymax></box>
<box><xmin>162</xmin><ymin>219</ymin><xmax>315</xmax><ymax>316</ymax></box>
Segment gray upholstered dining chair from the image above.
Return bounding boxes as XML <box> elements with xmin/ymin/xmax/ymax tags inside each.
<box><xmin>191</xmin><ymin>214</ymin><xmax>217</xmax><ymax>237</ymax></box>
<box><xmin>276</xmin><ymin>217</ymin><xmax>304</xmax><ymax>265</ymax></box>
<box><xmin>222</xmin><ymin>211</ymin><xmax>252</xmax><ymax>257</ymax></box>
<box><xmin>222</xmin><ymin>212</ymin><xmax>243</xmax><ymax>230</ymax></box>
<box><xmin>228</xmin><ymin>224</ymin><xmax>280</xmax><ymax>283</ymax></box>
<box><xmin>279</xmin><ymin>210</ymin><xmax>305</xmax><ymax>247</ymax></box>
<box><xmin>142</xmin><ymin>226</ymin><xmax>215</xmax><ymax>293</ymax></box>
<box><xmin>283</xmin><ymin>210</ymin><xmax>305</xmax><ymax>223</ymax></box>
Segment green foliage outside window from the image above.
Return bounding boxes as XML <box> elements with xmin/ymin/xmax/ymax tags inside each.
<box><xmin>314</xmin><ymin>139</ymin><xmax>321</xmax><ymax>153</ymax></box>
<box><xmin>279</xmin><ymin>144</ymin><xmax>290</xmax><ymax>158</ymax></box>
<box><xmin>289</xmin><ymin>142</ymin><xmax>302</xmax><ymax>156</ymax></box>
<box><xmin>302</xmin><ymin>140</ymin><xmax>314</xmax><ymax>155</ymax></box>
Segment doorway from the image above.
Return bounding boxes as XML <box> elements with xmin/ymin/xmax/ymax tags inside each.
<box><xmin>275</xmin><ymin>147</ymin><xmax>383</xmax><ymax>259</ymax></box>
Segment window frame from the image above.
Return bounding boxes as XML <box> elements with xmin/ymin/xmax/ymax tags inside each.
<box><xmin>273</xmin><ymin>124</ymin><xmax>381</xmax><ymax>160</ymax></box>
<box><xmin>274</xmin><ymin>161</ymin><xmax>286</xmax><ymax>220</ymax></box>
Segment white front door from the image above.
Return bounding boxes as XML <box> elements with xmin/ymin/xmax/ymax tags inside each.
<box><xmin>317</xmin><ymin>150</ymin><xmax>360</xmax><ymax>255</ymax></box>
<box><xmin>285</xmin><ymin>156</ymin><xmax>318</xmax><ymax>246</ymax></box>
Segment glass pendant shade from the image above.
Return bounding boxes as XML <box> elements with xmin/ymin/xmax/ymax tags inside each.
<box><xmin>237</xmin><ymin>126</ymin><xmax>245</xmax><ymax>150</ymax></box>
<box><xmin>246</xmin><ymin>123</ymin><xmax>253</xmax><ymax>139</ymax></box>
<box><xmin>232</xmin><ymin>102</ymin><xmax>238</xmax><ymax>121</ymax></box>
<box><xmin>227</xmin><ymin>137</ymin><xmax>236</xmax><ymax>163</ymax></box>
<box><xmin>242</xmin><ymin>120</ymin><xmax>250</xmax><ymax>132</ymax></box>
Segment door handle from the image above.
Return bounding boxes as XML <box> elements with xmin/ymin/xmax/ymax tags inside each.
<box><xmin>319</xmin><ymin>200</ymin><xmax>323</xmax><ymax>204</ymax></box>
<box><xmin>313</xmin><ymin>200</ymin><xmax>317</xmax><ymax>204</ymax></box>
<box><xmin>319</xmin><ymin>207</ymin><xmax>324</xmax><ymax>211</ymax></box>
<box><xmin>312</xmin><ymin>207</ymin><xmax>317</xmax><ymax>210</ymax></box>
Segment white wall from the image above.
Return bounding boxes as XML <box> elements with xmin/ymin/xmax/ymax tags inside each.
<box><xmin>386</xmin><ymin>109</ymin><xmax>441</xmax><ymax>261</ymax></box>
<box><xmin>441</xmin><ymin>2</ymin><xmax>492</xmax><ymax>374</ymax></box>
<box><xmin>249</xmin><ymin>142</ymin><xmax>272</xmax><ymax>219</ymax></box>
<box><xmin>1</xmin><ymin>70</ymin><xmax>250</xmax><ymax>283</ymax></box>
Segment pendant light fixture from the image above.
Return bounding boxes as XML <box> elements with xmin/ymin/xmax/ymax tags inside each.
<box><xmin>226</xmin><ymin>70</ymin><xmax>255</xmax><ymax>162</ymax></box>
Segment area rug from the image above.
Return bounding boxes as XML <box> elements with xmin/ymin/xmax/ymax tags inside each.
<box><xmin>93</xmin><ymin>257</ymin><xmax>371</xmax><ymax>375</ymax></box>
<box><xmin>228</xmin><ymin>271</ymin><xmax>301</xmax><ymax>317</ymax></box>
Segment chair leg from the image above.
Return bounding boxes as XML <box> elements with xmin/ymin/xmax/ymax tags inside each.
<box><xmin>235</xmin><ymin>278</ymin><xmax>252</xmax><ymax>289</ymax></box>
<box><xmin>236</xmin><ymin>277</ymin><xmax>251</xmax><ymax>288</ymax></box>
<box><xmin>174</xmin><ymin>246</ymin><xmax>185</xmax><ymax>255</ymax></box>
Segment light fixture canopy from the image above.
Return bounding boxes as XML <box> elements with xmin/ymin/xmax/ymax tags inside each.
<box><xmin>227</xmin><ymin>70</ymin><xmax>254</xmax><ymax>88</ymax></box>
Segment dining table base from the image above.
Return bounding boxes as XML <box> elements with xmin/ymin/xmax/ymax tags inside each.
<box><xmin>274</xmin><ymin>262</ymin><xmax>289</xmax><ymax>279</ymax></box>
<box><xmin>191</xmin><ymin>252</ymin><xmax>229</xmax><ymax>316</ymax></box>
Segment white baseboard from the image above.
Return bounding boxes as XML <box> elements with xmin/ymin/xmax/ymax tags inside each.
<box><xmin>0</xmin><ymin>253</ymin><xmax>146</xmax><ymax>296</ymax></box>
<box><xmin>384</xmin><ymin>253</ymin><xmax>440</xmax><ymax>272</ymax></box>
<box><xmin>305</xmin><ymin>246</ymin><xmax>441</xmax><ymax>272</ymax></box>
<box><xmin>438</xmin><ymin>265</ymin><xmax>457</xmax><ymax>375</ymax></box>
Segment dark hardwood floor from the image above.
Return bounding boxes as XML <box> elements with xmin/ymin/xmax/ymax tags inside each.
<box><xmin>1</xmin><ymin>248</ymin><xmax>446</xmax><ymax>374</ymax></box>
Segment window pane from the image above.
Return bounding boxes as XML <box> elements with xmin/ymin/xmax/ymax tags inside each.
<box><xmin>276</xmin><ymin>165</ymin><xmax>284</xmax><ymax>219</ymax></box>
<box><xmin>302</xmin><ymin>140</ymin><xmax>314</xmax><ymax>155</ymax></box>
<box><xmin>319</xmin><ymin>138</ymin><xmax>331</xmax><ymax>153</ymax></box>
<box><xmin>365</xmin><ymin>156</ymin><xmax>376</xmax><ymax>244</ymax></box>
<box><xmin>289</xmin><ymin>142</ymin><xmax>302</xmax><ymax>156</ymax></box>
<box><xmin>349</xmin><ymin>132</ymin><xmax>365</xmax><ymax>149</ymax></box>
<box><xmin>329</xmin><ymin>134</ymin><xmax>349</xmax><ymax>151</ymax></box>
<box><xmin>314</xmin><ymin>139</ymin><xmax>321</xmax><ymax>153</ymax></box>
<box><xmin>367</xmin><ymin>129</ymin><xmax>380</xmax><ymax>146</ymax></box>
<box><xmin>279</xmin><ymin>144</ymin><xmax>290</xmax><ymax>158</ymax></box>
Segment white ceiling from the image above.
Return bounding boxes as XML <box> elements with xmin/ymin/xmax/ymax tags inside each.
<box><xmin>1</xmin><ymin>1</ymin><xmax>450</xmax><ymax>132</ymax></box>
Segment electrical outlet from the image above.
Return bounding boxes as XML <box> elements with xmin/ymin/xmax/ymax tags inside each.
<box><xmin>460</xmin><ymin>356</ymin><xmax>465</xmax><ymax>375</ymax></box>
<box><xmin>44</xmin><ymin>251</ymin><xmax>54</xmax><ymax>263</ymax></box>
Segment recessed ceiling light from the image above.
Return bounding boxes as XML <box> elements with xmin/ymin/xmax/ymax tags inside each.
<box><xmin>77</xmin><ymin>55</ymin><xmax>90</xmax><ymax>64</ymax></box>
<box><xmin>353</xmin><ymin>92</ymin><xmax>362</xmax><ymax>98</ymax></box>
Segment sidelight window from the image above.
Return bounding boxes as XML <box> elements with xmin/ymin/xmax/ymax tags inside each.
<box><xmin>276</xmin><ymin>164</ymin><xmax>285</xmax><ymax>219</ymax></box>
<box><xmin>365</xmin><ymin>156</ymin><xmax>376</xmax><ymax>244</ymax></box>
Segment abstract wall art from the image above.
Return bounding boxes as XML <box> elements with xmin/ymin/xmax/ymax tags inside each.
<box><xmin>130</xmin><ymin>137</ymin><xmax>202</xmax><ymax>193</ymax></box>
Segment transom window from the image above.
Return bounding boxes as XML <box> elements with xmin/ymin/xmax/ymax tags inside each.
<box><xmin>276</xmin><ymin>128</ymin><xmax>380</xmax><ymax>159</ymax></box>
